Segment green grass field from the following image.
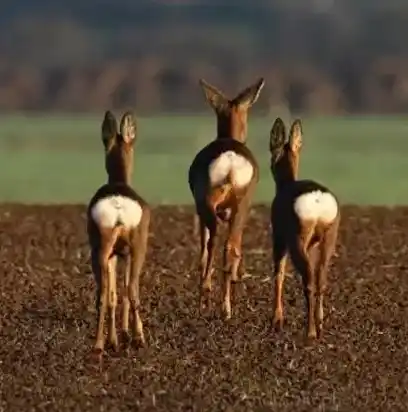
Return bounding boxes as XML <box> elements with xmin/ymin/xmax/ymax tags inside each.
<box><xmin>0</xmin><ymin>113</ymin><xmax>407</xmax><ymax>205</ymax></box>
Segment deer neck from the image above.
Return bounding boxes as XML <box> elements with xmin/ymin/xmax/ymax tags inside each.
<box><xmin>216</xmin><ymin>112</ymin><xmax>247</xmax><ymax>143</ymax></box>
<box><xmin>106</xmin><ymin>146</ymin><xmax>133</xmax><ymax>186</ymax></box>
<box><xmin>274</xmin><ymin>153</ymin><xmax>299</xmax><ymax>193</ymax></box>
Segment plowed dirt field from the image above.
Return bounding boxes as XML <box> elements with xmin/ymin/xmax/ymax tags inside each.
<box><xmin>1</xmin><ymin>205</ymin><xmax>408</xmax><ymax>411</ymax></box>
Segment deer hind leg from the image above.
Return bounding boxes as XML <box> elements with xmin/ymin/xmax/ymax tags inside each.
<box><xmin>271</xmin><ymin>231</ymin><xmax>288</xmax><ymax>331</ymax></box>
<box><xmin>91</xmin><ymin>247</ymin><xmax>101</xmax><ymax>321</ymax></box>
<box><xmin>315</xmin><ymin>219</ymin><xmax>339</xmax><ymax>338</ymax></box>
<box><xmin>228</xmin><ymin>200</ymin><xmax>240</xmax><ymax>283</ymax></box>
<box><xmin>90</xmin><ymin>246</ymin><xmax>104</xmax><ymax>360</ymax></box>
<box><xmin>94</xmin><ymin>248</ymin><xmax>110</xmax><ymax>355</ymax></box>
<box><xmin>222</xmin><ymin>211</ymin><xmax>245</xmax><ymax>320</ymax></box>
<box><xmin>193</xmin><ymin>213</ymin><xmax>200</xmax><ymax>239</ymax></box>
<box><xmin>107</xmin><ymin>255</ymin><xmax>118</xmax><ymax>351</ymax></box>
<box><xmin>198</xmin><ymin>215</ymin><xmax>217</xmax><ymax>313</ymax></box>
<box><xmin>128</xmin><ymin>210</ymin><xmax>150</xmax><ymax>346</ymax></box>
<box><xmin>121</xmin><ymin>254</ymin><xmax>131</xmax><ymax>345</ymax></box>
<box><xmin>93</xmin><ymin>229</ymin><xmax>120</xmax><ymax>356</ymax></box>
<box><xmin>288</xmin><ymin>223</ymin><xmax>317</xmax><ymax>339</ymax></box>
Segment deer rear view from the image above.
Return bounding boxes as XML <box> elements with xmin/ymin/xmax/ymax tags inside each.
<box><xmin>188</xmin><ymin>77</ymin><xmax>265</xmax><ymax>319</ymax></box>
<box><xmin>87</xmin><ymin>111</ymin><xmax>150</xmax><ymax>360</ymax></box>
<box><xmin>269</xmin><ymin>118</ymin><xmax>340</xmax><ymax>340</ymax></box>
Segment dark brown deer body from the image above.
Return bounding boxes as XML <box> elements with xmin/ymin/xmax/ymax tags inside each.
<box><xmin>269</xmin><ymin>118</ymin><xmax>340</xmax><ymax>339</ymax></box>
<box><xmin>188</xmin><ymin>78</ymin><xmax>265</xmax><ymax>319</ymax></box>
<box><xmin>87</xmin><ymin>111</ymin><xmax>150</xmax><ymax>359</ymax></box>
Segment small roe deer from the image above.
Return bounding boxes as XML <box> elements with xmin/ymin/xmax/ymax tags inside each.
<box><xmin>269</xmin><ymin>117</ymin><xmax>340</xmax><ymax>340</ymax></box>
<box><xmin>189</xmin><ymin>77</ymin><xmax>265</xmax><ymax>319</ymax></box>
<box><xmin>87</xmin><ymin>111</ymin><xmax>150</xmax><ymax>359</ymax></box>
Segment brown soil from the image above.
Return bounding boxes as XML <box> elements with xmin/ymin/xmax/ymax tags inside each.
<box><xmin>1</xmin><ymin>204</ymin><xmax>408</xmax><ymax>411</ymax></box>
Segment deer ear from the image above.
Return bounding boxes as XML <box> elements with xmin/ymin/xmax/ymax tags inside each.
<box><xmin>289</xmin><ymin>119</ymin><xmax>302</xmax><ymax>152</ymax></box>
<box><xmin>120</xmin><ymin>112</ymin><xmax>136</xmax><ymax>144</ymax></box>
<box><xmin>233</xmin><ymin>78</ymin><xmax>265</xmax><ymax>110</ymax></box>
<box><xmin>199</xmin><ymin>78</ymin><xmax>228</xmax><ymax>112</ymax></box>
<box><xmin>269</xmin><ymin>117</ymin><xmax>286</xmax><ymax>157</ymax></box>
<box><xmin>101</xmin><ymin>110</ymin><xmax>118</xmax><ymax>148</ymax></box>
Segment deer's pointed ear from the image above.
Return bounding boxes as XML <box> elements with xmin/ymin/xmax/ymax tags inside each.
<box><xmin>233</xmin><ymin>78</ymin><xmax>265</xmax><ymax>110</ymax></box>
<box><xmin>102</xmin><ymin>110</ymin><xmax>118</xmax><ymax>148</ymax></box>
<box><xmin>269</xmin><ymin>117</ymin><xmax>286</xmax><ymax>160</ymax></box>
<box><xmin>120</xmin><ymin>112</ymin><xmax>137</xmax><ymax>144</ymax></box>
<box><xmin>199</xmin><ymin>78</ymin><xmax>228</xmax><ymax>112</ymax></box>
<box><xmin>289</xmin><ymin>119</ymin><xmax>302</xmax><ymax>152</ymax></box>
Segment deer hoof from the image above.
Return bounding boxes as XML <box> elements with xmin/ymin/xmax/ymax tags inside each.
<box><xmin>131</xmin><ymin>337</ymin><xmax>147</xmax><ymax>350</ymax></box>
<box><xmin>307</xmin><ymin>330</ymin><xmax>317</xmax><ymax>340</ymax></box>
<box><xmin>107</xmin><ymin>338</ymin><xmax>119</xmax><ymax>353</ymax></box>
<box><xmin>89</xmin><ymin>347</ymin><xmax>104</xmax><ymax>364</ymax></box>
<box><xmin>120</xmin><ymin>331</ymin><xmax>132</xmax><ymax>347</ymax></box>
<box><xmin>272</xmin><ymin>315</ymin><xmax>284</xmax><ymax>332</ymax></box>
<box><xmin>223</xmin><ymin>307</ymin><xmax>232</xmax><ymax>321</ymax></box>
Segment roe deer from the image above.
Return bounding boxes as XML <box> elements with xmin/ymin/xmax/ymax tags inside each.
<box><xmin>269</xmin><ymin>117</ymin><xmax>340</xmax><ymax>340</ymax></box>
<box><xmin>87</xmin><ymin>111</ymin><xmax>150</xmax><ymax>359</ymax></box>
<box><xmin>189</xmin><ymin>77</ymin><xmax>265</xmax><ymax>319</ymax></box>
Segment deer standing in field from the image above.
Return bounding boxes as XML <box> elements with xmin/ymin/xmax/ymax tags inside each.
<box><xmin>189</xmin><ymin>77</ymin><xmax>265</xmax><ymax>319</ymax></box>
<box><xmin>269</xmin><ymin>117</ymin><xmax>340</xmax><ymax>340</ymax></box>
<box><xmin>87</xmin><ymin>111</ymin><xmax>150</xmax><ymax>359</ymax></box>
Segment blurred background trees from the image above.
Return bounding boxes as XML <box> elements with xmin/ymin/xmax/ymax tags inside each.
<box><xmin>1</xmin><ymin>0</ymin><xmax>408</xmax><ymax>114</ymax></box>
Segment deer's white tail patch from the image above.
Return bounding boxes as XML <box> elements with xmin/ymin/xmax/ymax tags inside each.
<box><xmin>91</xmin><ymin>195</ymin><xmax>143</xmax><ymax>228</ymax></box>
<box><xmin>209</xmin><ymin>151</ymin><xmax>253</xmax><ymax>188</ymax></box>
<box><xmin>294</xmin><ymin>191</ymin><xmax>338</xmax><ymax>223</ymax></box>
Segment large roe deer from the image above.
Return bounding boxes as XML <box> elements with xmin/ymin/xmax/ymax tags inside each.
<box><xmin>189</xmin><ymin>77</ymin><xmax>265</xmax><ymax>319</ymax></box>
<box><xmin>87</xmin><ymin>111</ymin><xmax>150</xmax><ymax>360</ymax></box>
<box><xmin>269</xmin><ymin>117</ymin><xmax>340</xmax><ymax>340</ymax></box>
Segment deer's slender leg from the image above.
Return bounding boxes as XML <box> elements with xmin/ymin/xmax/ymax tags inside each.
<box><xmin>94</xmin><ymin>228</ymin><xmax>121</xmax><ymax>354</ymax></box>
<box><xmin>91</xmin><ymin>247</ymin><xmax>101</xmax><ymax>319</ymax></box>
<box><xmin>193</xmin><ymin>214</ymin><xmax>200</xmax><ymax>239</ymax></box>
<box><xmin>121</xmin><ymin>254</ymin><xmax>131</xmax><ymax>344</ymax></box>
<box><xmin>199</xmin><ymin>215</ymin><xmax>217</xmax><ymax>313</ymax></box>
<box><xmin>229</xmin><ymin>232</ymin><xmax>242</xmax><ymax>284</ymax></box>
<box><xmin>222</xmin><ymin>209</ymin><xmax>246</xmax><ymax>320</ymax></box>
<box><xmin>315</xmin><ymin>220</ymin><xmax>339</xmax><ymax>338</ymax></box>
<box><xmin>289</xmin><ymin>224</ymin><xmax>316</xmax><ymax>339</ymax></box>
<box><xmin>107</xmin><ymin>255</ymin><xmax>118</xmax><ymax>351</ymax></box>
<box><xmin>229</xmin><ymin>201</ymin><xmax>241</xmax><ymax>284</ymax></box>
<box><xmin>94</xmin><ymin>249</ymin><xmax>109</xmax><ymax>354</ymax></box>
<box><xmin>221</xmin><ymin>244</ymin><xmax>234</xmax><ymax>320</ymax></box>
<box><xmin>198</xmin><ymin>218</ymin><xmax>210</xmax><ymax>312</ymax></box>
<box><xmin>272</xmin><ymin>231</ymin><xmax>288</xmax><ymax>331</ymax></box>
<box><xmin>129</xmin><ymin>210</ymin><xmax>150</xmax><ymax>345</ymax></box>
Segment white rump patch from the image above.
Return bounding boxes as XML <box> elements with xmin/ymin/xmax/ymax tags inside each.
<box><xmin>293</xmin><ymin>191</ymin><xmax>338</xmax><ymax>223</ymax></box>
<box><xmin>91</xmin><ymin>195</ymin><xmax>143</xmax><ymax>228</ymax></box>
<box><xmin>209</xmin><ymin>151</ymin><xmax>253</xmax><ymax>188</ymax></box>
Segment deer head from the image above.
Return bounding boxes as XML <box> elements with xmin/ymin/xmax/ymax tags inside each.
<box><xmin>199</xmin><ymin>78</ymin><xmax>265</xmax><ymax>143</ymax></box>
<box><xmin>101</xmin><ymin>110</ymin><xmax>137</xmax><ymax>186</ymax></box>
<box><xmin>269</xmin><ymin>117</ymin><xmax>302</xmax><ymax>190</ymax></box>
